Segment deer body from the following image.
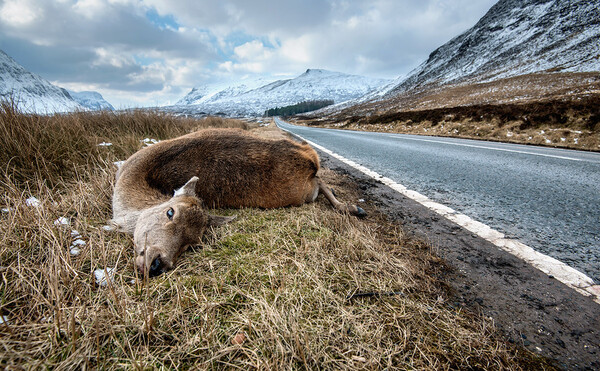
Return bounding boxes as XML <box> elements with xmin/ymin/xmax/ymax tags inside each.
<box><xmin>112</xmin><ymin>128</ymin><xmax>365</xmax><ymax>276</ymax></box>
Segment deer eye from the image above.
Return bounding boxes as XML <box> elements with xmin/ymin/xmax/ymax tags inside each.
<box><xmin>166</xmin><ymin>208</ymin><xmax>174</xmax><ymax>220</ymax></box>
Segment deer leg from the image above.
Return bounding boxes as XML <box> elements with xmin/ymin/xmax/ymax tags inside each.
<box><xmin>317</xmin><ymin>178</ymin><xmax>367</xmax><ymax>217</ymax></box>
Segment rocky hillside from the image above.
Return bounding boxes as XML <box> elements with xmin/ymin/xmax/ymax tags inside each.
<box><xmin>387</xmin><ymin>0</ymin><xmax>599</xmax><ymax>95</ymax></box>
<box><xmin>0</xmin><ymin>49</ymin><xmax>82</xmax><ymax>113</ymax></box>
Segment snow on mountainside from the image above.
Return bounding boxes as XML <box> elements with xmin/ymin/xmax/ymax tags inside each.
<box><xmin>67</xmin><ymin>90</ymin><xmax>114</xmax><ymax>111</ymax></box>
<box><xmin>170</xmin><ymin>69</ymin><xmax>390</xmax><ymax>116</ymax></box>
<box><xmin>387</xmin><ymin>0</ymin><xmax>600</xmax><ymax>96</ymax></box>
<box><xmin>0</xmin><ymin>49</ymin><xmax>82</xmax><ymax>113</ymax></box>
<box><xmin>176</xmin><ymin>77</ymin><xmax>278</xmax><ymax>106</ymax></box>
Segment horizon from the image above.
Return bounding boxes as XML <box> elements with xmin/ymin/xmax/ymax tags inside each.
<box><xmin>0</xmin><ymin>0</ymin><xmax>497</xmax><ymax>108</ymax></box>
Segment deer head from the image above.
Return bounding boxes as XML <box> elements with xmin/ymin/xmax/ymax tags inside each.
<box><xmin>133</xmin><ymin>176</ymin><xmax>235</xmax><ymax>277</ymax></box>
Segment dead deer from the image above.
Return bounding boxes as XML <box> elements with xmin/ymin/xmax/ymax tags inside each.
<box><xmin>112</xmin><ymin>128</ymin><xmax>366</xmax><ymax>277</ymax></box>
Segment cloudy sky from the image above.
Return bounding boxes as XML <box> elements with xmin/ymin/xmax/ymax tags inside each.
<box><xmin>0</xmin><ymin>0</ymin><xmax>497</xmax><ymax>108</ymax></box>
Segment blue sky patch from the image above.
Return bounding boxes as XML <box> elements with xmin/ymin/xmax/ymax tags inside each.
<box><xmin>145</xmin><ymin>8</ymin><xmax>179</xmax><ymax>30</ymax></box>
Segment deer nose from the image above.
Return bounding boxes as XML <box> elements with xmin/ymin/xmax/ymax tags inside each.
<box><xmin>149</xmin><ymin>256</ymin><xmax>165</xmax><ymax>277</ymax></box>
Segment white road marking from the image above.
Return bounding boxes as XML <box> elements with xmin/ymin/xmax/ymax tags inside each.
<box><xmin>385</xmin><ymin>134</ymin><xmax>598</xmax><ymax>163</ymax></box>
<box><xmin>280</xmin><ymin>125</ymin><xmax>600</xmax><ymax>304</ymax></box>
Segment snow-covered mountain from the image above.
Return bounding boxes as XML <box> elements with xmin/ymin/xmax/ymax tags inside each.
<box><xmin>67</xmin><ymin>90</ymin><xmax>114</xmax><ymax>111</ymax></box>
<box><xmin>176</xmin><ymin>77</ymin><xmax>277</xmax><ymax>106</ymax></box>
<box><xmin>387</xmin><ymin>0</ymin><xmax>600</xmax><ymax>96</ymax></box>
<box><xmin>0</xmin><ymin>49</ymin><xmax>83</xmax><ymax>113</ymax></box>
<box><xmin>170</xmin><ymin>69</ymin><xmax>390</xmax><ymax>116</ymax></box>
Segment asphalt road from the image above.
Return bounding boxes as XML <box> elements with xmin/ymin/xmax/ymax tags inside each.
<box><xmin>276</xmin><ymin>118</ymin><xmax>600</xmax><ymax>283</ymax></box>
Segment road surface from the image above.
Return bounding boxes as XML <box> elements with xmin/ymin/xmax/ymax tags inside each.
<box><xmin>276</xmin><ymin>118</ymin><xmax>600</xmax><ymax>283</ymax></box>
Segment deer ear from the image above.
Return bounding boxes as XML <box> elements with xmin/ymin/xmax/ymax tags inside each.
<box><xmin>208</xmin><ymin>214</ymin><xmax>236</xmax><ymax>227</ymax></box>
<box><xmin>174</xmin><ymin>176</ymin><xmax>199</xmax><ymax>197</ymax></box>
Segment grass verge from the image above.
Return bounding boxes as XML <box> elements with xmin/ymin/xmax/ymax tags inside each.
<box><xmin>0</xmin><ymin>107</ymin><xmax>554</xmax><ymax>369</ymax></box>
<box><xmin>298</xmin><ymin>85</ymin><xmax>600</xmax><ymax>151</ymax></box>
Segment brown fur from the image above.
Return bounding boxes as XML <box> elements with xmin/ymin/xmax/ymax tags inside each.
<box><xmin>112</xmin><ymin>128</ymin><xmax>365</xmax><ymax>276</ymax></box>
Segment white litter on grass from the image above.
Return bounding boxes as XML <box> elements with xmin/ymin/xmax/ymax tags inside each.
<box><xmin>71</xmin><ymin>230</ymin><xmax>80</xmax><ymax>237</ymax></box>
<box><xmin>53</xmin><ymin>217</ymin><xmax>70</xmax><ymax>226</ymax></box>
<box><xmin>97</xmin><ymin>142</ymin><xmax>113</xmax><ymax>147</ymax></box>
<box><xmin>26</xmin><ymin>196</ymin><xmax>41</xmax><ymax>207</ymax></box>
<box><xmin>0</xmin><ymin>314</ymin><xmax>9</xmax><ymax>325</ymax></box>
<box><xmin>358</xmin><ymin>198</ymin><xmax>365</xmax><ymax>203</ymax></box>
<box><xmin>1</xmin><ymin>208</ymin><xmax>9</xmax><ymax>213</ymax></box>
<box><xmin>142</xmin><ymin>138</ymin><xmax>159</xmax><ymax>146</ymax></box>
<box><xmin>113</xmin><ymin>160</ymin><xmax>125</xmax><ymax>168</ymax></box>
<box><xmin>506</xmin><ymin>132</ymin><xmax>514</xmax><ymax>137</ymax></box>
<box><xmin>72</xmin><ymin>239</ymin><xmax>86</xmax><ymax>247</ymax></box>
<box><xmin>561</xmin><ymin>138</ymin><xmax>566</xmax><ymax>142</ymax></box>
<box><xmin>94</xmin><ymin>268</ymin><xmax>116</xmax><ymax>287</ymax></box>
<box><xmin>70</xmin><ymin>247</ymin><xmax>80</xmax><ymax>256</ymax></box>
<box><xmin>574</xmin><ymin>138</ymin><xmax>579</xmax><ymax>144</ymax></box>
<box><xmin>545</xmin><ymin>139</ymin><xmax>552</xmax><ymax>144</ymax></box>
<box><xmin>102</xmin><ymin>225</ymin><xmax>116</xmax><ymax>232</ymax></box>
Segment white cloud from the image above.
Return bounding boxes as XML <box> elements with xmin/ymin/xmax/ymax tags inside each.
<box><xmin>72</xmin><ymin>0</ymin><xmax>107</xmax><ymax>18</ymax></box>
<box><xmin>0</xmin><ymin>0</ymin><xmax>39</xmax><ymax>26</ymax></box>
<box><xmin>0</xmin><ymin>0</ymin><xmax>498</xmax><ymax>107</ymax></box>
<box><xmin>93</xmin><ymin>47</ymin><xmax>135</xmax><ymax>68</ymax></box>
<box><xmin>234</xmin><ymin>40</ymin><xmax>269</xmax><ymax>60</ymax></box>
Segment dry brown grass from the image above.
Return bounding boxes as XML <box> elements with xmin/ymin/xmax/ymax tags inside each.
<box><xmin>0</xmin><ymin>102</ymin><xmax>247</xmax><ymax>188</ymax></box>
<box><xmin>316</xmin><ymin>72</ymin><xmax>600</xmax><ymax>117</ymax></box>
<box><xmin>0</xmin><ymin>106</ymin><xmax>553</xmax><ymax>369</ymax></box>
<box><xmin>300</xmin><ymin>94</ymin><xmax>600</xmax><ymax>151</ymax></box>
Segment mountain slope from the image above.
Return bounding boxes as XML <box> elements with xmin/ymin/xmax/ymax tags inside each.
<box><xmin>176</xmin><ymin>77</ymin><xmax>277</xmax><ymax>106</ymax></box>
<box><xmin>171</xmin><ymin>69</ymin><xmax>390</xmax><ymax>116</ymax></box>
<box><xmin>388</xmin><ymin>0</ymin><xmax>600</xmax><ymax>96</ymax></box>
<box><xmin>0</xmin><ymin>49</ymin><xmax>82</xmax><ymax>113</ymax></box>
<box><xmin>67</xmin><ymin>90</ymin><xmax>114</xmax><ymax>111</ymax></box>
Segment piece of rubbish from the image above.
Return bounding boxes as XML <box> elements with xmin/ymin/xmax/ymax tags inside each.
<box><xmin>1</xmin><ymin>207</ymin><xmax>9</xmax><ymax>213</ymax></box>
<box><xmin>70</xmin><ymin>247</ymin><xmax>80</xmax><ymax>256</ymax></box>
<box><xmin>102</xmin><ymin>225</ymin><xmax>116</xmax><ymax>232</ymax></box>
<box><xmin>358</xmin><ymin>199</ymin><xmax>365</xmax><ymax>203</ymax></box>
<box><xmin>71</xmin><ymin>230</ymin><xmax>81</xmax><ymax>237</ymax></box>
<box><xmin>97</xmin><ymin>142</ymin><xmax>113</xmax><ymax>147</ymax></box>
<box><xmin>113</xmin><ymin>161</ymin><xmax>125</xmax><ymax>168</ymax></box>
<box><xmin>352</xmin><ymin>356</ymin><xmax>367</xmax><ymax>362</ymax></box>
<box><xmin>0</xmin><ymin>314</ymin><xmax>9</xmax><ymax>325</ymax></box>
<box><xmin>53</xmin><ymin>217</ymin><xmax>70</xmax><ymax>226</ymax></box>
<box><xmin>142</xmin><ymin>138</ymin><xmax>159</xmax><ymax>146</ymax></box>
<box><xmin>231</xmin><ymin>331</ymin><xmax>246</xmax><ymax>345</ymax></box>
<box><xmin>26</xmin><ymin>196</ymin><xmax>41</xmax><ymax>207</ymax></box>
<box><xmin>72</xmin><ymin>239</ymin><xmax>86</xmax><ymax>247</ymax></box>
<box><xmin>94</xmin><ymin>268</ymin><xmax>115</xmax><ymax>287</ymax></box>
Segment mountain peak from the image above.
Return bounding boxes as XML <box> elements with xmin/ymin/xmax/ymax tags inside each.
<box><xmin>172</xmin><ymin>69</ymin><xmax>391</xmax><ymax>116</ymax></box>
<box><xmin>387</xmin><ymin>0</ymin><xmax>600</xmax><ymax>95</ymax></box>
<box><xmin>304</xmin><ymin>68</ymin><xmax>326</xmax><ymax>74</ymax></box>
<box><xmin>67</xmin><ymin>90</ymin><xmax>114</xmax><ymax>111</ymax></box>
